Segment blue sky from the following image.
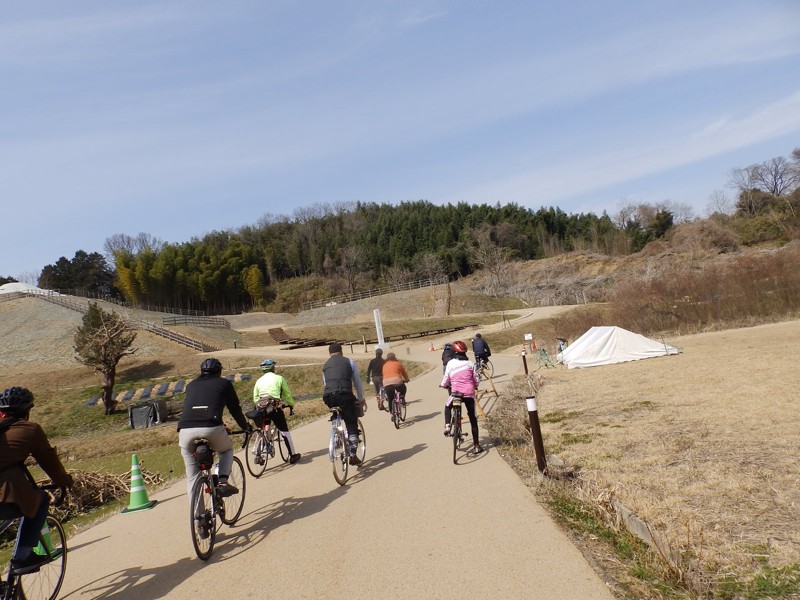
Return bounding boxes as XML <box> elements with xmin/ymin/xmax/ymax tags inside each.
<box><xmin>3</xmin><ymin>1</ymin><xmax>800</xmax><ymax>279</ymax></box>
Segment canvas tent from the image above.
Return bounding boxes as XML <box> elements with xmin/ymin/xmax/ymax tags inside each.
<box><xmin>556</xmin><ymin>326</ymin><xmax>678</xmax><ymax>369</ymax></box>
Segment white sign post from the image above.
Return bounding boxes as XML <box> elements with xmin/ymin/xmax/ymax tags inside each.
<box><xmin>373</xmin><ymin>309</ymin><xmax>385</xmax><ymax>347</ymax></box>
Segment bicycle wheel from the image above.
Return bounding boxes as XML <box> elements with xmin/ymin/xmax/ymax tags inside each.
<box><xmin>332</xmin><ymin>429</ymin><xmax>348</xmax><ymax>485</ymax></box>
<box><xmin>379</xmin><ymin>387</ymin><xmax>388</xmax><ymax>411</ymax></box>
<box><xmin>399</xmin><ymin>396</ymin><xmax>407</xmax><ymax>422</ymax></box>
<box><xmin>219</xmin><ymin>456</ymin><xmax>246</xmax><ymax>525</ymax></box>
<box><xmin>277</xmin><ymin>430</ymin><xmax>290</xmax><ymax>463</ymax></box>
<box><xmin>452</xmin><ymin>409</ymin><xmax>461</xmax><ymax>465</ymax></box>
<box><xmin>18</xmin><ymin>515</ymin><xmax>67</xmax><ymax>600</ymax></box>
<box><xmin>356</xmin><ymin>419</ymin><xmax>367</xmax><ymax>462</ymax></box>
<box><xmin>392</xmin><ymin>397</ymin><xmax>400</xmax><ymax>430</ymax></box>
<box><xmin>245</xmin><ymin>430</ymin><xmax>268</xmax><ymax>478</ymax></box>
<box><xmin>190</xmin><ymin>475</ymin><xmax>215</xmax><ymax>560</ymax></box>
<box><xmin>484</xmin><ymin>360</ymin><xmax>494</xmax><ymax>378</ymax></box>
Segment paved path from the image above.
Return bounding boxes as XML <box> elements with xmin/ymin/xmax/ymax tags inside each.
<box><xmin>57</xmin><ymin>312</ymin><xmax>614</xmax><ymax>599</ymax></box>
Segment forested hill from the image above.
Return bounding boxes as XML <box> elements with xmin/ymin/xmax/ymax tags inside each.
<box><xmin>27</xmin><ymin>171</ymin><xmax>800</xmax><ymax>316</ymax></box>
<box><xmin>103</xmin><ymin>200</ymin><xmax>669</xmax><ymax>314</ymax></box>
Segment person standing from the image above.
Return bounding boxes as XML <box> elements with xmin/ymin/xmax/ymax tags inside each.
<box><xmin>440</xmin><ymin>341</ymin><xmax>483</xmax><ymax>453</ymax></box>
<box><xmin>322</xmin><ymin>343</ymin><xmax>365</xmax><ymax>465</ymax></box>
<box><xmin>366</xmin><ymin>348</ymin><xmax>386</xmax><ymax>411</ymax></box>
<box><xmin>252</xmin><ymin>358</ymin><xmax>301</xmax><ymax>464</ymax></box>
<box><xmin>177</xmin><ymin>358</ymin><xmax>252</xmax><ymax>499</ymax></box>
<box><xmin>0</xmin><ymin>387</ymin><xmax>73</xmax><ymax>574</ymax></box>
<box><xmin>382</xmin><ymin>352</ymin><xmax>409</xmax><ymax>409</ymax></box>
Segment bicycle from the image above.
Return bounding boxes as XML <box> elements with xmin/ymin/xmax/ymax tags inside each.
<box><xmin>0</xmin><ymin>468</ymin><xmax>68</xmax><ymax>600</ymax></box>
<box><xmin>382</xmin><ymin>387</ymin><xmax>406</xmax><ymax>429</ymax></box>
<box><xmin>244</xmin><ymin>400</ymin><xmax>291</xmax><ymax>478</ymax></box>
<box><xmin>474</xmin><ymin>357</ymin><xmax>494</xmax><ymax>381</ymax></box>
<box><xmin>188</xmin><ymin>431</ymin><xmax>247</xmax><ymax>560</ymax></box>
<box><xmin>328</xmin><ymin>407</ymin><xmax>366</xmax><ymax>486</ymax></box>
<box><xmin>446</xmin><ymin>391</ymin><xmax>467</xmax><ymax>464</ymax></box>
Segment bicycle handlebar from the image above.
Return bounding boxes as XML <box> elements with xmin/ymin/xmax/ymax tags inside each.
<box><xmin>40</xmin><ymin>483</ymin><xmax>68</xmax><ymax>508</ymax></box>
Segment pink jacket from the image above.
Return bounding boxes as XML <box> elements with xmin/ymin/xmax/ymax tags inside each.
<box><xmin>440</xmin><ymin>358</ymin><xmax>478</xmax><ymax>397</ymax></box>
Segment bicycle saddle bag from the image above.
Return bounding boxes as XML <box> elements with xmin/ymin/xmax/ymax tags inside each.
<box><xmin>192</xmin><ymin>441</ymin><xmax>213</xmax><ymax>469</ymax></box>
<box><xmin>245</xmin><ymin>407</ymin><xmax>268</xmax><ymax>427</ymax></box>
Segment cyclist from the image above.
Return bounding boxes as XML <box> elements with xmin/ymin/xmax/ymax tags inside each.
<box><xmin>381</xmin><ymin>352</ymin><xmax>409</xmax><ymax>410</ymax></box>
<box><xmin>366</xmin><ymin>348</ymin><xmax>386</xmax><ymax>411</ymax></box>
<box><xmin>440</xmin><ymin>341</ymin><xmax>483</xmax><ymax>453</ymax></box>
<box><xmin>471</xmin><ymin>332</ymin><xmax>491</xmax><ymax>369</ymax></box>
<box><xmin>0</xmin><ymin>387</ymin><xmax>73</xmax><ymax>574</ymax></box>
<box><xmin>177</xmin><ymin>358</ymin><xmax>253</xmax><ymax>500</ymax></box>
<box><xmin>322</xmin><ymin>343</ymin><xmax>366</xmax><ymax>465</ymax></box>
<box><xmin>441</xmin><ymin>342</ymin><xmax>454</xmax><ymax>373</ymax></box>
<box><xmin>252</xmin><ymin>358</ymin><xmax>301</xmax><ymax>464</ymax></box>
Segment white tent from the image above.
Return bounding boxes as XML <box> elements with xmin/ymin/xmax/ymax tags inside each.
<box><xmin>556</xmin><ymin>326</ymin><xmax>678</xmax><ymax>369</ymax></box>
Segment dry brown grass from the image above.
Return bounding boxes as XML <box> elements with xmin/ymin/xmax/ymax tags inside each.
<box><xmin>490</xmin><ymin>320</ymin><xmax>800</xmax><ymax>595</ymax></box>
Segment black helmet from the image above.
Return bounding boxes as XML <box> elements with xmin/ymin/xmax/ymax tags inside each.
<box><xmin>260</xmin><ymin>358</ymin><xmax>276</xmax><ymax>372</ymax></box>
<box><xmin>200</xmin><ymin>358</ymin><xmax>222</xmax><ymax>375</ymax></box>
<box><xmin>375</xmin><ymin>348</ymin><xmax>383</xmax><ymax>356</ymax></box>
<box><xmin>0</xmin><ymin>387</ymin><xmax>34</xmax><ymax>414</ymax></box>
<box><xmin>475</xmin><ymin>333</ymin><xmax>482</xmax><ymax>338</ymax></box>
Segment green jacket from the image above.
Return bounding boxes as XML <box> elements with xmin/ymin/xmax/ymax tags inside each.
<box><xmin>253</xmin><ymin>372</ymin><xmax>295</xmax><ymax>407</ymax></box>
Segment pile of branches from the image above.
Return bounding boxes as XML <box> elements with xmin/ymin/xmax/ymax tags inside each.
<box><xmin>40</xmin><ymin>468</ymin><xmax>164</xmax><ymax>522</ymax></box>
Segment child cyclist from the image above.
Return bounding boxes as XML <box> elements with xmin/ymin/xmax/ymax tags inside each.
<box><xmin>439</xmin><ymin>341</ymin><xmax>483</xmax><ymax>453</ymax></box>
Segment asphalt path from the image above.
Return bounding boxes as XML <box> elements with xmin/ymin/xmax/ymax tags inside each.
<box><xmin>57</xmin><ymin>313</ymin><xmax>614</xmax><ymax>599</ymax></box>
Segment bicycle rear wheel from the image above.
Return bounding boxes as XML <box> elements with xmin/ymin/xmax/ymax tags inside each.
<box><xmin>332</xmin><ymin>429</ymin><xmax>348</xmax><ymax>485</ymax></box>
<box><xmin>452</xmin><ymin>410</ymin><xmax>462</xmax><ymax>465</ymax></box>
<box><xmin>245</xmin><ymin>430</ymin><xmax>268</xmax><ymax>478</ymax></box>
<box><xmin>190</xmin><ymin>475</ymin><xmax>216</xmax><ymax>560</ymax></box>
<box><xmin>18</xmin><ymin>515</ymin><xmax>67</xmax><ymax>600</ymax></box>
<box><xmin>219</xmin><ymin>457</ymin><xmax>246</xmax><ymax>525</ymax></box>
<box><xmin>392</xmin><ymin>397</ymin><xmax>400</xmax><ymax>429</ymax></box>
<box><xmin>399</xmin><ymin>396</ymin><xmax>407</xmax><ymax>422</ymax></box>
<box><xmin>356</xmin><ymin>419</ymin><xmax>367</xmax><ymax>462</ymax></box>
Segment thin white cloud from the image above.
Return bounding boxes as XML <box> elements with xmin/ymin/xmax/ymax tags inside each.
<box><xmin>447</xmin><ymin>90</ymin><xmax>800</xmax><ymax>207</ymax></box>
<box><xmin>399</xmin><ymin>10</ymin><xmax>447</xmax><ymax>28</ymax></box>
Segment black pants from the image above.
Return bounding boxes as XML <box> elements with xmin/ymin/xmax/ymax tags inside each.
<box><xmin>383</xmin><ymin>383</ymin><xmax>407</xmax><ymax>405</ymax></box>
<box><xmin>264</xmin><ymin>407</ymin><xmax>289</xmax><ymax>432</ymax></box>
<box><xmin>323</xmin><ymin>392</ymin><xmax>360</xmax><ymax>454</ymax></box>
<box><xmin>444</xmin><ymin>397</ymin><xmax>480</xmax><ymax>445</ymax></box>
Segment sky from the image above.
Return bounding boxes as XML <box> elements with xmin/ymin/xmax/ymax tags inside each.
<box><xmin>2</xmin><ymin>0</ymin><xmax>800</xmax><ymax>280</ymax></box>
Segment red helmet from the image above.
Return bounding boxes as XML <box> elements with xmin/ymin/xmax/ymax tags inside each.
<box><xmin>451</xmin><ymin>340</ymin><xmax>467</xmax><ymax>354</ymax></box>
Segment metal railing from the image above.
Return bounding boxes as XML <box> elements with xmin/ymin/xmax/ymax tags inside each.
<box><xmin>161</xmin><ymin>315</ymin><xmax>230</xmax><ymax>329</ymax></box>
<box><xmin>302</xmin><ymin>276</ymin><xmax>448</xmax><ymax>311</ymax></box>
<box><xmin>52</xmin><ymin>289</ymin><xmax>207</xmax><ymax>317</ymax></box>
<box><xmin>20</xmin><ymin>290</ymin><xmax>219</xmax><ymax>352</ymax></box>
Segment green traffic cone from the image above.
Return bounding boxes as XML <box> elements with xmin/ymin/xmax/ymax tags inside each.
<box><xmin>121</xmin><ymin>453</ymin><xmax>158</xmax><ymax>514</ymax></box>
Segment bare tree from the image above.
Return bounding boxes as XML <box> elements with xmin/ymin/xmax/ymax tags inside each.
<box><xmin>337</xmin><ymin>246</ymin><xmax>368</xmax><ymax>295</ymax></box>
<box><xmin>469</xmin><ymin>226</ymin><xmax>515</xmax><ymax>296</ymax></box>
<box><xmin>729</xmin><ymin>154</ymin><xmax>800</xmax><ymax>197</ymax></box>
<box><xmin>104</xmin><ymin>232</ymin><xmax>164</xmax><ymax>263</ymax></box>
<box><xmin>385</xmin><ymin>265</ymin><xmax>414</xmax><ymax>289</ymax></box>
<box><xmin>706</xmin><ymin>190</ymin><xmax>734</xmax><ymax>217</ymax></box>
<box><xmin>414</xmin><ymin>252</ymin><xmax>446</xmax><ymax>286</ymax></box>
<box><xmin>74</xmin><ymin>303</ymin><xmax>137</xmax><ymax>414</ymax></box>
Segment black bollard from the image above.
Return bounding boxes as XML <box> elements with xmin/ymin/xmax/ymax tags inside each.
<box><xmin>526</xmin><ymin>395</ymin><xmax>548</xmax><ymax>474</ymax></box>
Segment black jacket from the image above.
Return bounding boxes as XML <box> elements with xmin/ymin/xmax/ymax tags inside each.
<box><xmin>177</xmin><ymin>375</ymin><xmax>248</xmax><ymax>431</ymax></box>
